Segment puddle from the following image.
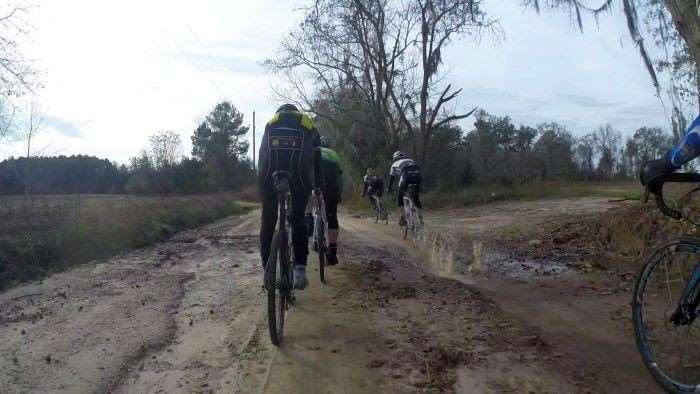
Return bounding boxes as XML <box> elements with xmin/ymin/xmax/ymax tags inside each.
<box><xmin>480</xmin><ymin>250</ymin><xmax>570</xmax><ymax>280</ymax></box>
<box><xmin>419</xmin><ymin>226</ymin><xmax>571</xmax><ymax>282</ymax></box>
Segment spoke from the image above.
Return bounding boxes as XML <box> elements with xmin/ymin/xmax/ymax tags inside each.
<box><xmin>636</xmin><ymin>242</ymin><xmax>700</xmax><ymax>388</ymax></box>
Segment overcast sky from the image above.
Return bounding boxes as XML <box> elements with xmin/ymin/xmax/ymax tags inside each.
<box><xmin>0</xmin><ymin>0</ymin><xmax>672</xmax><ymax>163</ymax></box>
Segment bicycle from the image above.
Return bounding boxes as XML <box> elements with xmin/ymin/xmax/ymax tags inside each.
<box><xmin>400</xmin><ymin>184</ymin><xmax>423</xmax><ymax>240</ymax></box>
<box><xmin>311</xmin><ymin>191</ymin><xmax>327</xmax><ymax>283</ymax></box>
<box><xmin>635</xmin><ymin>172</ymin><xmax>700</xmax><ymax>392</ymax></box>
<box><xmin>369</xmin><ymin>193</ymin><xmax>389</xmax><ymax>224</ymax></box>
<box><xmin>264</xmin><ymin>171</ymin><xmax>296</xmax><ymax>346</ymax></box>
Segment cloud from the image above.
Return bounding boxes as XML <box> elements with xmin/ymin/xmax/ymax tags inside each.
<box><xmin>44</xmin><ymin>115</ymin><xmax>87</xmax><ymax>138</ymax></box>
<box><xmin>556</xmin><ymin>94</ymin><xmax>618</xmax><ymax>109</ymax></box>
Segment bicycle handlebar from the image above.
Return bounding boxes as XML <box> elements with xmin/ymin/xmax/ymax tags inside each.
<box><xmin>647</xmin><ymin>172</ymin><xmax>700</xmax><ymax>220</ymax></box>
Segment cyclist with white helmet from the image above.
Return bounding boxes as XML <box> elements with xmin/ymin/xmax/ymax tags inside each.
<box><xmin>387</xmin><ymin>150</ymin><xmax>422</xmax><ymax>224</ymax></box>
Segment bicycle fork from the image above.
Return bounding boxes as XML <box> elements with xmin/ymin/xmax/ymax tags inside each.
<box><xmin>670</xmin><ymin>263</ymin><xmax>700</xmax><ymax>326</ymax></box>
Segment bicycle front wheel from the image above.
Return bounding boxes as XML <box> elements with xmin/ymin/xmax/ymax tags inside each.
<box><xmin>633</xmin><ymin>238</ymin><xmax>700</xmax><ymax>393</ymax></box>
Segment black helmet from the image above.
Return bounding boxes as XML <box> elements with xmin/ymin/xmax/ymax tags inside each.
<box><xmin>319</xmin><ymin>136</ymin><xmax>332</xmax><ymax>148</ymax></box>
<box><xmin>276</xmin><ymin>103</ymin><xmax>299</xmax><ymax>113</ymax></box>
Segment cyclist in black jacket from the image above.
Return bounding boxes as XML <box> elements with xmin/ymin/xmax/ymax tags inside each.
<box><xmin>258</xmin><ymin>104</ymin><xmax>322</xmax><ymax>290</ymax></box>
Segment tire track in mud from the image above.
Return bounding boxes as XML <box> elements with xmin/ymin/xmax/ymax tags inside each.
<box><xmin>0</xmin><ymin>213</ymin><xmax>261</xmax><ymax>394</ymax></box>
<box><xmin>113</xmin><ymin>214</ymin><xmax>265</xmax><ymax>393</ymax></box>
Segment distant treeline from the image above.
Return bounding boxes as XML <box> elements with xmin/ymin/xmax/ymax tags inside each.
<box><xmin>319</xmin><ymin>104</ymin><xmax>677</xmax><ymax>191</ymax></box>
<box><xmin>0</xmin><ymin>101</ymin><xmax>255</xmax><ymax>196</ymax></box>
<box><xmin>0</xmin><ymin>155</ymin><xmax>128</xmax><ymax>195</ymax></box>
<box><xmin>0</xmin><ymin>101</ymin><xmax>678</xmax><ymax>197</ymax></box>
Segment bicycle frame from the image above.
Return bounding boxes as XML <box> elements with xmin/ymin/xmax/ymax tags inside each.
<box><xmin>643</xmin><ymin>172</ymin><xmax>700</xmax><ymax>326</ymax></box>
<box><xmin>670</xmin><ymin>262</ymin><xmax>700</xmax><ymax>326</ymax></box>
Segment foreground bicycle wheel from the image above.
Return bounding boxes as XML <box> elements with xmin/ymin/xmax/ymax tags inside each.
<box><xmin>633</xmin><ymin>238</ymin><xmax>700</xmax><ymax>393</ymax></box>
<box><xmin>266</xmin><ymin>231</ymin><xmax>288</xmax><ymax>346</ymax></box>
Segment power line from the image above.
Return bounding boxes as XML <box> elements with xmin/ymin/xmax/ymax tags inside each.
<box><xmin>163</xmin><ymin>30</ymin><xmax>233</xmax><ymax>102</ymax></box>
<box><xmin>185</xmin><ymin>24</ymin><xmax>246</xmax><ymax>101</ymax></box>
<box><xmin>162</xmin><ymin>29</ymin><xmax>258</xmax><ymax>161</ymax></box>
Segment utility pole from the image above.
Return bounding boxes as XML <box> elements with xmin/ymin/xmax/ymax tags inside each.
<box><xmin>252</xmin><ymin>110</ymin><xmax>256</xmax><ymax>171</ymax></box>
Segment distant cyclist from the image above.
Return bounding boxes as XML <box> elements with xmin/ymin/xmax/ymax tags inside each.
<box><xmin>258</xmin><ymin>104</ymin><xmax>322</xmax><ymax>290</ymax></box>
<box><xmin>362</xmin><ymin>167</ymin><xmax>384</xmax><ymax>203</ymax></box>
<box><xmin>387</xmin><ymin>151</ymin><xmax>422</xmax><ymax>225</ymax></box>
<box><xmin>641</xmin><ymin>115</ymin><xmax>700</xmax><ymax>193</ymax></box>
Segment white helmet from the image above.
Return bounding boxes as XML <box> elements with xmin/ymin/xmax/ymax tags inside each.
<box><xmin>392</xmin><ymin>150</ymin><xmax>407</xmax><ymax>161</ymax></box>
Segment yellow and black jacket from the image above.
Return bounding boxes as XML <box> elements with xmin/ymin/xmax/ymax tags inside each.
<box><xmin>257</xmin><ymin>110</ymin><xmax>321</xmax><ymax>191</ymax></box>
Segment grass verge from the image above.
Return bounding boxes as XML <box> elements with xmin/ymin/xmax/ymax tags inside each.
<box><xmin>342</xmin><ymin>181</ymin><xmax>641</xmax><ymax>215</ymax></box>
<box><xmin>0</xmin><ymin>194</ymin><xmax>255</xmax><ymax>290</ymax></box>
<box><xmin>422</xmin><ymin>181</ymin><xmax>641</xmax><ymax>209</ymax></box>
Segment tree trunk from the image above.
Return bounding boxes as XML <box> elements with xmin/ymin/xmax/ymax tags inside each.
<box><xmin>664</xmin><ymin>0</ymin><xmax>700</xmax><ymax>110</ymax></box>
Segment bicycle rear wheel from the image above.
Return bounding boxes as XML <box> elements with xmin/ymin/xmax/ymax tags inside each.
<box><xmin>265</xmin><ymin>231</ymin><xmax>289</xmax><ymax>346</ymax></box>
<box><xmin>374</xmin><ymin>198</ymin><xmax>380</xmax><ymax>223</ymax></box>
<box><xmin>402</xmin><ymin>204</ymin><xmax>410</xmax><ymax>239</ymax></box>
<box><xmin>633</xmin><ymin>238</ymin><xmax>700</xmax><ymax>393</ymax></box>
<box><xmin>318</xmin><ymin>242</ymin><xmax>326</xmax><ymax>283</ymax></box>
<box><xmin>379</xmin><ymin>202</ymin><xmax>389</xmax><ymax>225</ymax></box>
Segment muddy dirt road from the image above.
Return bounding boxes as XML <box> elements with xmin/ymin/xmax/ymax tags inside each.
<box><xmin>0</xmin><ymin>198</ymin><xmax>660</xmax><ymax>393</ymax></box>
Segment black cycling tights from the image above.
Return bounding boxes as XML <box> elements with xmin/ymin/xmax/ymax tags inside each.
<box><xmin>259</xmin><ymin>181</ymin><xmax>310</xmax><ymax>267</ymax></box>
<box><xmin>325</xmin><ymin>198</ymin><xmax>339</xmax><ymax>230</ymax></box>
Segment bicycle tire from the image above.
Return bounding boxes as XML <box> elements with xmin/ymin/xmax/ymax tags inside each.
<box><xmin>319</xmin><ymin>243</ymin><xmax>326</xmax><ymax>283</ymax></box>
<box><xmin>377</xmin><ymin>200</ymin><xmax>388</xmax><ymax>225</ymax></box>
<box><xmin>403</xmin><ymin>205</ymin><xmax>409</xmax><ymax>239</ymax></box>
<box><xmin>414</xmin><ymin>207</ymin><xmax>423</xmax><ymax>238</ymax></box>
<box><xmin>633</xmin><ymin>238</ymin><xmax>700</xmax><ymax>393</ymax></box>
<box><xmin>318</xmin><ymin>222</ymin><xmax>326</xmax><ymax>283</ymax></box>
<box><xmin>266</xmin><ymin>231</ymin><xmax>283</xmax><ymax>346</ymax></box>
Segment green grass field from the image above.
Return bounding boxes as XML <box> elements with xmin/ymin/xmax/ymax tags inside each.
<box><xmin>0</xmin><ymin>193</ymin><xmax>255</xmax><ymax>290</ymax></box>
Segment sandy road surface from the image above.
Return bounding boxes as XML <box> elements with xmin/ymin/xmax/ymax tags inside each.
<box><xmin>0</xmin><ymin>198</ymin><xmax>661</xmax><ymax>393</ymax></box>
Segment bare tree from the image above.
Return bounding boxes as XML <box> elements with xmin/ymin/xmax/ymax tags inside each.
<box><xmin>592</xmin><ymin>124</ymin><xmax>621</xmax><ymax>180</ymax></box>
<box><xmin>148</xmin><ymin>130</ymin><xmax>183</xmax><ymax>170</ymax></box>
<box><xmin>25</xmin><ymin>101</ymin><xmax>44</xmax><ymax>158</ymax></box>
<box><xmin>0</xmin><ymin>3</ymin><xmax>39</xmax><ymax>140</ymax></box>
<box><xmin>575</xmin><ymin>133</ymin><xmax>596</xmax><ymax>179</ymax></box>
<box><xmin>21</xmin><ymin>100</ymin><xmax>45</xmax><ymax>199</ymax></box>
<box><xmin>0</xmin><ymin>3</ymin><xmax>36</xmax><ymax>96</ymax></box>
<box><xmin>525</xmin><ymin>1</ymin><xmax>700</xmax><ymax>112</ymax></box>
<box><xmin>0</xmin><ymin>102</ymin><xmax>16</xmax><ymax>140</ymax></box>
<box><xmin>267</xmin><ymin>0</ymin><xmax>492</xmax><ymax>164</ymax></box>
